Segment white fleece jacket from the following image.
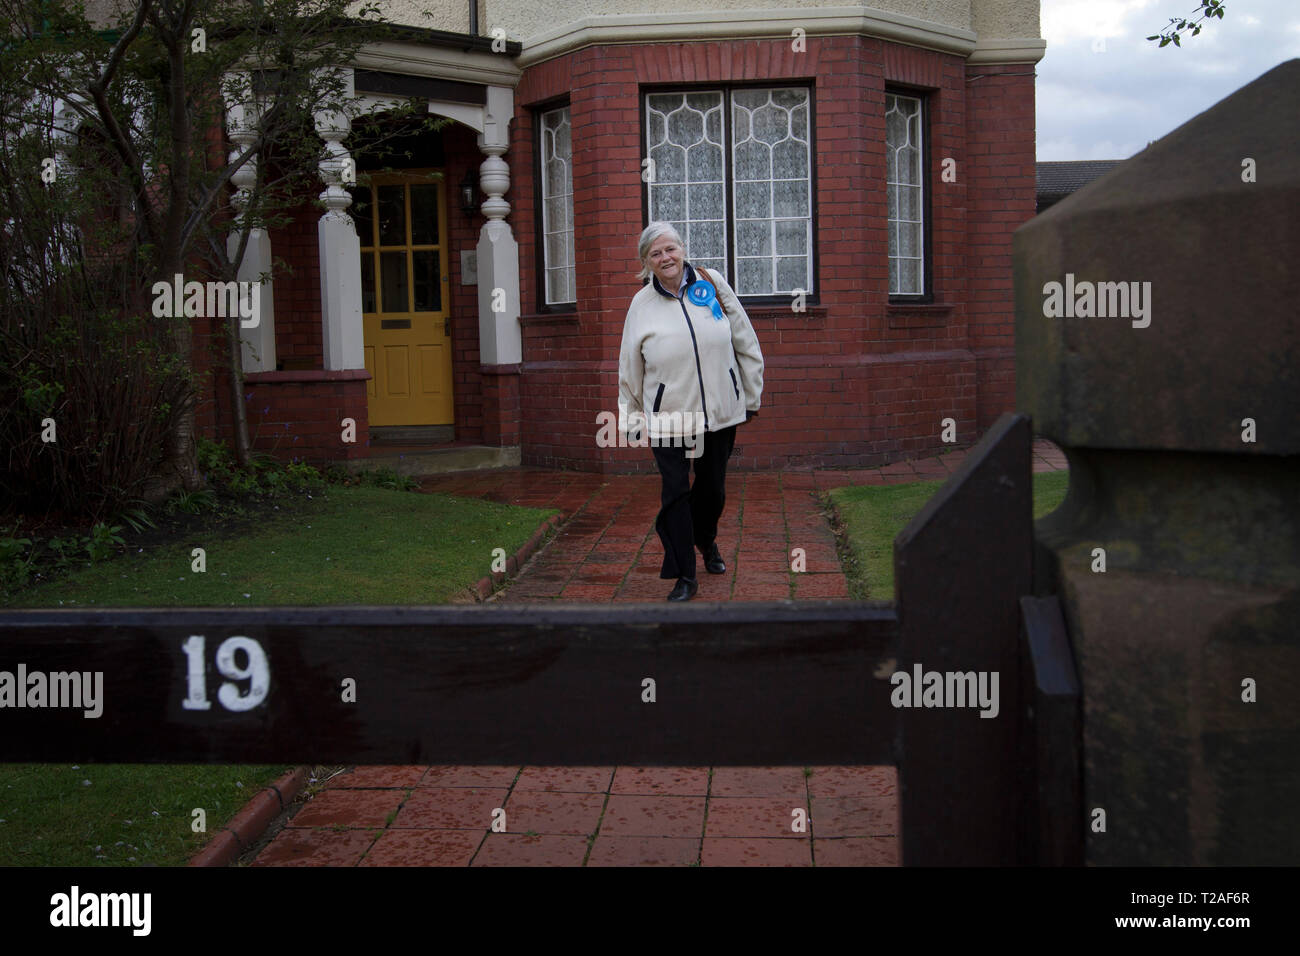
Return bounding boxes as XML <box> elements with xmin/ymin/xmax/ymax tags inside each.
<box><xmin>618</xmin><ymin>262</ymin><xmax>764</xmax><ymax>439</ymax></box>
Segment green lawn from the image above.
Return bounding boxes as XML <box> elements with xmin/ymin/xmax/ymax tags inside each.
<box><xmin>9</xmin><ymin>484</ymin><xmax>557</xmax><ymax>608</ymax></box>
<box><xmin>828</xmin><ymin>469</ymin><xmax>1070</xmax><ymax>601</ymax></box>
<box><xmin>0</xmin><ymin>763</ymin><xmax>291</xmax><ymax>866</ymax></box>
<box><xmin>1</xmin><ymin>482</ymin><xmax>557</xmax><ymax>865</ymax></box>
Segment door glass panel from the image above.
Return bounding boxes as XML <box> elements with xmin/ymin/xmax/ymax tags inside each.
<box><xmin>412</xmin><ymin>250</ymin><xmax>441</xmax><ymax>312</ymax></box>
<box><xmin>361</xmin><ymin>251</ymin><xmax>376</xmax><ymax>312</ymax></box>
<box><xmin>380</xmin><ymin>251</ymin><xmax>408</xmax><ymax>312</ymax></box>
<box><xmin>354</xmin><ymin>191</ymin><xmax>374</xmax><ymax>247</ymax></box>
<box><xmin>410</xmin><ymin>184</ymin><xmax>439</xmax><ymax>245</ymax></box>
<box><xmin>377</xmin><ymin>185</ymin><xmax>405</xmax><ymax>245</ymax></box>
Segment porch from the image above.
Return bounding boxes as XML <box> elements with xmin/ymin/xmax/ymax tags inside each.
<box><xmin>205</xmin><ymin>28</ymin><xmax>527</xmax><ymax>470</ymax></box>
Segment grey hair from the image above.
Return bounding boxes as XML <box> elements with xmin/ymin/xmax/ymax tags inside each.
<box><xmin>636</xmin><ymin>221</ymin><xmax>685</xmax><ymax>282</ymax></box>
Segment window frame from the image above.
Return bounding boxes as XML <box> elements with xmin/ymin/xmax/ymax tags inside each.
<box><xmin>532</xmin><ymin>98</ymin><xmax>576</xmax><ymax>312</ymax></box>
<box><xmin>639</xmin><ymin>81</ymin><xmax>819</xmax><ymax>308</ymax></box>
<box><xmin>884</xmin><ymin>86</ymin><xmax>933</xmax><ymax>304</ymax></box>
<box><xmin>354</xmin><ymin>169</ymin><xmax>448</xmax><ymax>319</ymax></box>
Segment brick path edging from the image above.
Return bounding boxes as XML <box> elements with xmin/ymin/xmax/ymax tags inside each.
<box><xmin>472</xmin><ymin>512</ymin><xmax>563</xmax><ymax>601</ymax></box>
<box><xmin>188</xmin><ymin>767</ymin><xmax>310</xmax><ymax>867</ymax></box>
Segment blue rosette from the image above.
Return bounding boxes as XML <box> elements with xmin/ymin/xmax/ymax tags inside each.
<box><xmin>687</xmin><ymin>280</ymin><xmax>726</xmax><ymax>320</ymax></box>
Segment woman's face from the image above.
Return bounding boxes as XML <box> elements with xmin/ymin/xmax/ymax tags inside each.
<box><xmin>647</xmin><ymin>234</ymin><xmax>684</xmax><ymax>288</ymax></box>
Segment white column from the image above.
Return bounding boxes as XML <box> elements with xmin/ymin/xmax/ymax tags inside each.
<box><xmin>223</xmin><ymin>73</ymin><xmax>276</xmax><ymax>372</ymax></box>
<box><xmin>315</xmin><ymin>67</ymin><xmax>364</xmax><ymax>371</ymax></box>
<box><xmin>50</xmin><ymin>95</ymin><xmax>85</xmax><ymax>181</ymax></box>
<box><xmin>476</xmin><ymin>85</ymin><xmax>521</xmax><ymax>366</ymax></box>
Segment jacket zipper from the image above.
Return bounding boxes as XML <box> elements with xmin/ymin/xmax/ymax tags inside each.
<box><xmin>676</xmin><ymin>292</ymin><xmax>710</xmax><ymax>431</ymax></box>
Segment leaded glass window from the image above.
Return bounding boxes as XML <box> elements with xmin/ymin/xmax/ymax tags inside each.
<box><xmin>540</xmin><ymin>106</ymin><xmax>575</xmax><ymax>304</ymax></box>
<box><xmin>731</xmin><ymin>88</ymin><xmax>811</xmax><ymax>296</ymax></box>
<box><xmin>886</xmin><ymin>93</ymin><xmax>924</xmax><ymax>296</ymax></box>
<box><xmin>645</xmin><ymin>91</ymin><xmax>727</xmax><ymax>279</ymax></box>
<box><xmin>645</xmin><ymin>87</ymin><xmax>812</xmax><ymax>297</ymax></box>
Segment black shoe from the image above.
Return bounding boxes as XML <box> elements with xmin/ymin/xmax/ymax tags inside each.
<box><xmin>667</xmin><ymin>577</ymin><xmax>698</xmax><ymax>602</ymax></box>
<box><xmin>703</xmin><ymin>543</ymin><xmax>726</xmax><ymax>575</ymax></box>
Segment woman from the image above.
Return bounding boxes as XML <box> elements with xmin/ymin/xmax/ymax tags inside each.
<box><xmin>618</xmin><ymin>222</ymin><xmax>765</xmax><ymax>601</ymax></box>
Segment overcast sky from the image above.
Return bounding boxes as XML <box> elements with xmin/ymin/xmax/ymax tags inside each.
<box><xmin>1037</xmin><ymin>0</ymin><xmax>1300</xmax><ymax>160</ymax></box>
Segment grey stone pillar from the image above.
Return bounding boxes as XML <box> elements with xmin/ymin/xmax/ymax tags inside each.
<box><xmin>1014</xmin><ymin>60</ymin><xmax>1300</xmax><ymax>865</ymax></box>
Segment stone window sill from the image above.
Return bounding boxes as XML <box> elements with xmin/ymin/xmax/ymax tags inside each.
<box><xmin>886</xmin><ymin>303</ymin><xmax>955</xmax><ymax>328</ymax></box>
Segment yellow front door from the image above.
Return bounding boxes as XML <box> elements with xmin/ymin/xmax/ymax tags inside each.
<box><xmin>356</xmin><ymin>171</ymin><xmax>453</xmax><ymax>426</ymax></box>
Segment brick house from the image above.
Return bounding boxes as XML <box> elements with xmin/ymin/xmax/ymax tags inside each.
<box><xmin>196</xmin><ymin>0</ymin><xmax>1044</xmax><ymax>472</ymax></box>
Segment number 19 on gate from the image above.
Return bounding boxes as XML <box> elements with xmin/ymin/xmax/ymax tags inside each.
<box><xmin>180</xmin><ymin>635</ymin><xmax>271</xmax><ymax>712</ymax></box>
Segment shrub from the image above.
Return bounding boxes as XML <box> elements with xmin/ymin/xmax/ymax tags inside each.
<box><xmin>0</xmin><ymin>124</ymin><xmax>194</xmax><ymax>521</ymax></box>
<box><xmin>169</xmin><ymin>488</ymin><xmax>219</xmax><ymax>515</ymax></box>
<box><xmin>286</xmin><ymin>460</ymin><xmax>327</xmax><ymax>492</ymax></box>
<box><xmin>0</xmin><ymin>533</ymin><xmax>34</xmax><ymax>590</ymax></box>
<box><xmin>84</xmin><ymin>523</ymin><xmax>125</xmax><ymax>563</ymax></box>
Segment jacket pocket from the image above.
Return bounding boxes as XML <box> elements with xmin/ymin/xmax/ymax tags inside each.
<box><xmin>652</xmin><ymin>382</ymin><xmax>665</xmax><ymax>413</ymax></box>
<box><xmin>728</xmin><ymin>368</ymin><xmax>740</xmax><ymax>400</ymax></box>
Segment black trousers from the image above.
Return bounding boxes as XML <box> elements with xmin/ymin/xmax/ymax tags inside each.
<box><xmin>651</xmin><ymin>424</ymin><xmax>738</xmax><ymax>581</ymax></box>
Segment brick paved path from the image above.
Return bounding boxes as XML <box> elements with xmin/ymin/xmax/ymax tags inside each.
<box><xmin>252</xmin><ymin>441</ymin><xmax>1067</xmax><ymax>866</ymax></box>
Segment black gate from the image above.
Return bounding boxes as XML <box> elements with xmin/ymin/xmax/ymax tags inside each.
<box><xmin>0</xmin><ymin>413</ymin><xmax>1080</xmax><ymax>865</ymax></box>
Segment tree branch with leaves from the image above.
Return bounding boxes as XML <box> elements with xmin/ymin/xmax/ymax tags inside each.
<box><xmin>1148</xmin><ymin>0</ymin><xmax>1228</xmax><ymax>48</ymax></box>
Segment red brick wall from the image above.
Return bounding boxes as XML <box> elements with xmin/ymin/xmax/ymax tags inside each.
<box><xmin>197</xmin><ymin>360</ymin><xmax>370</xmax><ymax>464</ymax></box>
<box><xmin>481</xmin><ymin>363</ymin><xmax>521</xmax><ymax>446</ymax></box>
<box><xmin>510</xmin><ymin>34</ymin><xmax>1032</xmax><ymax>471</ymax></box>
<box><xmin>964</xmin><ymin>66</ymin><xmax>1036</xmax><ymax>430</ymax></box>
<box><xmin>192</xmin><ymin>307</ymin><xmax>224</xmax><ymax>439</ymax></box>
<box><xmin>270</xmin><ymin>198</ymin><xmax>325</xmax><ymax>368</ymax></box>
<box><xmin>242</xmin><ymin>371</ymin><xmax>370</xmax><ymax>463</ymax></box>
<box><xmin>444</xmin><ymin>122</ymin><xmax>487</xmax><ymax>444</ymax></box>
